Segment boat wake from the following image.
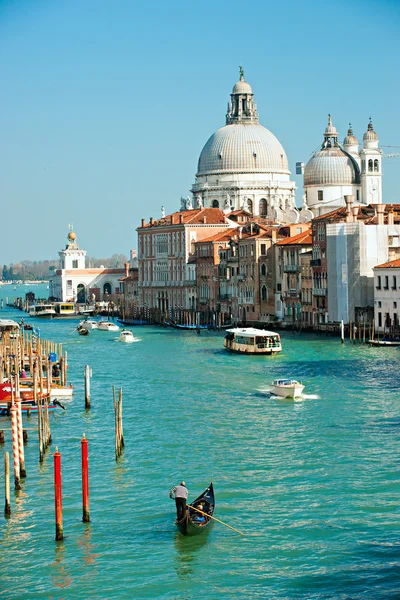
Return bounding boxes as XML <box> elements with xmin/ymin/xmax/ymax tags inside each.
<box><xmin>256</xmin><ymin>388</ymin><xmax>320</xmax><ymax>401</ymax></box>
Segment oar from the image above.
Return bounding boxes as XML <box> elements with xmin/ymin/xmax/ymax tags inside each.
<box><xmin>188</xmin><ymin>504</ymin><xmax>244</xmax><ymax>536</ymax></box>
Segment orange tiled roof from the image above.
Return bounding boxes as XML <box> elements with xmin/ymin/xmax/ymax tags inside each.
<box><xmin>197</xmin><ymin>228</ymin><xmax>238</xmax><ymax>243</ymax></box>
<box><xmin>312</xmin><ymin>204</ymin><xmax>400</xmax><ymax>225</ymax></box>
<box><xmin>276</xmin><ymin>229</ymin><xmax>312</xmax><ymax>246</ymax></box>
<box><xmin>374</xmin><ymin>258</ymin><xmax>400</xmax><ymax>269</ymax></box>
<box><xmin>138</xmin><ymin>208</ymin><xmax>228</xmax><ymax>228</ymax></box>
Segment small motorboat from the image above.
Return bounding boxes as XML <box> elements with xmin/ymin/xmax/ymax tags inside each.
<box><xmin>176</xmin><ymin>483</ymin><xmax>215</xmax><ymax>536</ymax></box>
<box><xmin>270</xmin><ymin>379</ymin><xmax>304</xmax><ymax>398</ymax></box>
<box><xmin>97</xmin><ymin>321</ymin><xmax>120</xmax><ymax>332</ymax></box>
<box><xmin>77</xmin><ymin>325</ymin><xmax>89</xmax><ymax>336</ymax></box>
<box><xmin>119</xmin><ymin>329</ymin><xmax>135</xmax><ymax>343</ymax></box>
<box><xmin>79</xmin><ymin>319</ymin><xmax>98</xmax><ymax>330</ymax></box>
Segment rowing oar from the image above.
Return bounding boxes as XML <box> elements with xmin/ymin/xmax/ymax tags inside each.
<box><xmin>188</xmin><ymin>504</ymin><xmax>244</xmax><ymax>536</ymax></box>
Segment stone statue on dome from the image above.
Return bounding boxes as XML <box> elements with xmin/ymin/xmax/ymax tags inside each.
<box><xmin>224</xmin><ymin>194</ymin><xmax>232</xmax><ymax>210</ymax></box>
<box><xmin>161</xmin><ymin>206</ymin><xmax>165</xmax><ymax>218</ymax></box>
<box><xmin>186</xmin><ymin>196</ymin><xmax>192</xmax><ymax>210</ymax></box>
<box><xmin>180</xmin><ymin>197</ymin><xmax>186</xmax><ymax>210</ymax></box>
<box><xmin>197</xmin><ymin>195</ymin><xmax>203</xmax><ymax>209</ymax></box>
<box><xmin>302</xmin><ymin>193</ymin><xmax>308</xmax><ymax>209</ymax></box>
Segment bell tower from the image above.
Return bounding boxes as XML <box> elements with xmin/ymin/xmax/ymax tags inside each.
<box><xmin>360</xmin><ymin>119</ymin><xmax>383</xmax><ymax>204</ymax></box>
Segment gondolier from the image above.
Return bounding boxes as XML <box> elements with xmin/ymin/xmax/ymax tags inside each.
<box><xmin>170</xmin><ymin>481</ymin><xmax>188</xmax><ymax>521</ymax></box>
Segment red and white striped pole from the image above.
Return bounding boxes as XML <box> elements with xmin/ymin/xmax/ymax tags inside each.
<box><xmin>10</xmin><ymin>403</ymin><xmax>21</xmax><ymax>490</ymax></box>
<box><xmin>15</xmin><ymin>398</ymin><xmax>26</xmax><ymax>478</ymax></box>
<box><xmin>53</xmin><ymin>447</ymin><xmax>63</xmax><ymax>541</ymax></box>
<box><xmin>81</xmin><ymin>434</ymin><xmax>90</xmax><ymax>522</ymax></box>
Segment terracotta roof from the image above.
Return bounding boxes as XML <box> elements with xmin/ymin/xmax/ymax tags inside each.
<box><xmin>276</xmin><ymin>229</ymin><xmax>312</xmax><ymax>246</ymax></box>
<box><xmin>374</xmin><ymin>258</ymin><xmax>400</xmax><ymax>269</ymax></box>
<box><xmin>312</xmin><ymin>204</ymin><xmax>400</xmax><ymax>225</ymax></box>
<box><xmin>197</xmin><ymin>228</ymin><xmax>238</xmax><ymax>243</ymax></box>
<box><xmin>138</xmin><ymin>208</ymin><xmax>228</xmax><ymax>228</ymax></box>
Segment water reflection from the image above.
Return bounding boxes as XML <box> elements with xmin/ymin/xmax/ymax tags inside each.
<box><xmin>77</xmin><ymin>524</ymin><xmax>101</xmax><ymax>566</ymax></box>
<box><xmin>174</xmin><ymin>532</ymin><xmax>209</xmax><ymax>580</ymax></box>
<box><xmin>50</xmin><ymin>541</ymin><xmax>73</xmax><ymax>589</ymax></box>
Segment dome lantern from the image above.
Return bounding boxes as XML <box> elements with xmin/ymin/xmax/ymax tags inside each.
<box><xmin>226</xmin><ymin>66</ymin><xmax>259</xmax><ymax>125</ymax></box>
<box><xmin>363</xmin><ymin>117</ymin><xmax>379</xmax><ymax>148</ymax></box>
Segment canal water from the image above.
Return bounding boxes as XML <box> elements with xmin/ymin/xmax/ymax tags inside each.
<box><xmin>1</xmin><ymin>284</ymin><xmax>400</xmax><ymax>599</ymax></box>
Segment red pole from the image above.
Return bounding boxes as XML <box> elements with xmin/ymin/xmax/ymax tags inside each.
<box><xmin>81</xmin><ymin>434</ymin><xmax>90</xmax><ymax>522</ymax></box>
<box><xmin>53</xmin><ymin>447</ymin><xmax>63</xmax><ymax>541</ymax></box>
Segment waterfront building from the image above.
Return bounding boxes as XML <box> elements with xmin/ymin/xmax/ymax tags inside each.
<box><xmin>303</xmin><ymin>117</ymin><xmax>382</xmax><ymax>217</ymax></box>
<box><xmin>311</xmin><ymin>200</ymin><xmax>400</xmax><ymax>324</ymax></box>
<box><xmin>49</xmin><ymin>229</ymin><xmax>126</xmax><ymax>303</ymax></box>
<box><xmin>275</xmin><ymin>229</ymin><xmax>312</xmax><ymax>325</ymax></box>
<box><xmin>136</xmin><ymin>208</ymin><xmax>234</xmax><ymax>314</ymax></box>
<box><xmin>119</xmin><ymin>262</ymin><xmax>139</xmax><ymax>321</ymax></box>
<box><xmin>189</xmin><ymin>68</ymin><xmax>304</xmax><ymax>223</ymax></box>
<box><xmin>373</xmin><ymin>259</ymin><xmax>400</xmax><ymax>333</ymax></box>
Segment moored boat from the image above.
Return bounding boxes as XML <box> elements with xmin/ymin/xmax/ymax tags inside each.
<box><xmin>270</xmin><ymin>379</ymin><xmax>304</xmax><ymax>398</ymax></box>
<box><xmin>367</xmin><ymin>339</ymin><xmax>400</xmax><ymax>347</ymax></box>
<box><xmin>79</xmin><ymin>319</ymin><xmax>98</xmax><ymax>330</ymax></box>
<box><xmin>28</xmin><ymin>304</ymin><xmax>56</xmax><ymax>318</ymax></box>
<box><xmin>176</xmin><ymin>483</ymin><xmax>215</xmax><ymax>536</ymax></box>
<box><xmin>97</xmin><ymin>321</ymin><xmax>120</xmax><ymax>332</ymax></box>
<box><xmin>224</xmin><ymin>328</ymin><xmax>282</xmax><ymax>355</ymax></box>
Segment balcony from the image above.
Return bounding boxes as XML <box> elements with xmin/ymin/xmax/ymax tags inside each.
<box><xmin>283</xmin><ymin>264</ymin><xmax>301</xmax><ymax>273</ymax></box>
<box><xmin>282</xmin><ymin>290</ymin><xmax>300</xmax><ymax>299</ymax></box>
<box><xmin>312</xmin><ymin>288</ymin><xmax>327</xmax><ymax>296</ymax></box>
<box><xmin>310</xmin><ymin>259</ymin><xmax>321</xmax><ymax>267</ymax></box>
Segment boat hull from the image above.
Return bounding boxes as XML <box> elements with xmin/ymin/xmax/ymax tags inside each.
<box><xmin>176</xmin><ymin>483</ymin><xmax>215</xmax><ymax>536</ymax></box>
<box><xmin>270</xmin><ymin>384</ymin><xmax>304</xmax><ymax>398</ymax></box>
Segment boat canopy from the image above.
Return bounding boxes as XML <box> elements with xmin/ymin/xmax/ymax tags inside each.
<box><xmin>0</xmin><ymin>319</ymin><xmax>20</xmax><ymax>331</ymax></box>
<box><xmin>226</xmin><ymin>327</ymin><xmax>280</xmax><ymax>337</ymax></box>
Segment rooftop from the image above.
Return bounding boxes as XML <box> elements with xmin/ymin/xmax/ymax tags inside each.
<box><xmin>374</xmin><ymin>258</ymin><xmax>400</xmax><ymax>269</ymax></box>
<box><xmin>276</xmin><ymin>229</ymin><xmax>312</xmax><ymax>246</ymax></box>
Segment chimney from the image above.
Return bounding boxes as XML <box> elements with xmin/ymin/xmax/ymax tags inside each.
<box><xmin>203</xmin><ymin>216</ymin><xmax>207</xmax><ymax>223</ymax></box>
<box><xmin>376</xmin><ymin>204</ymin><xmax>385</xmax><ymax>225</ymax></box>
<box><xmin>179</xmin><ymin>213</ymin><xmax>184</xmax><ymax>224</ymax></box>
<box><xmin>124</xmin><ymin>262</ymin><xmax>129</xmax><ymax>278</ymax></box>
<box><xmin>141</xmin><ymin>218</ymin><xmax>146</xmax><ymax>228</ymax></box>
<box><xmin>271</xmin><ymin>229</ymin><xmax>277</xmax><ymax>243</ymax></box>
<box><xmin>344</xmin><ymin>195</ymin><xmax>354</xmax><ymax>222</ymax></box>
<box><xmin>250</xmin><ymin>223</ymin><xmax>253</xmax><ymax>235</ymax></box>
<box><xmin>239</xmin><ymin>227</ymin><xmax>243</xmax><ymax>239</ymax></box>
<box><xmin>388</xmin><ymin>209</ymin><xmax>394</xmax><ymax>225</ymax></box>
<box><xmin>149</xmin><ymin>217</ymin><xmax>154</xmax><ymax>225</ymax></box>
<box><xmin>352</xmin><ymin>206</ymin><xmax>359</xmax><ymax>222</ymax></box>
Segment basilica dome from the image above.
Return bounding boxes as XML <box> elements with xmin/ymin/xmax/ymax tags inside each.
<box><xmin>197</xmin><ymin>123</ymin><xmax>290</xmax><ymax>176</ymax></box>
<box><xmin>304</xmin><ymin>116</ymin><xmax>360</xmax><ymax>186</ymax></box>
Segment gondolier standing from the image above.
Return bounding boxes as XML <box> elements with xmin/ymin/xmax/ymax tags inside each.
<box><xmin>170</xmin><ymin>481</ymin><xmax>188</xmax><ymax>521</ymax></box>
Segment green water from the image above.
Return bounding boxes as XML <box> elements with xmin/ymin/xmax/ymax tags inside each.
<box><xmin>1</xmin><ymin>289</ymin><xmax>400</xmax><ymax>598</ymax></box>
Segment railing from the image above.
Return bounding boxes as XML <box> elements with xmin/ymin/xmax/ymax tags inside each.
<box><xmin>283</xmin><ymin>264</ymin><xmax>301</xmax><ymax>273</ymax></box>
<box><xmin>312</xmin><ymin>288</ymin><xmax>327</xmax><ymax>296</ymax></box>
<box><xmin>282</xmin><ymin>290</ymin><xmax>300</xmax><ymax>298</ymax></box>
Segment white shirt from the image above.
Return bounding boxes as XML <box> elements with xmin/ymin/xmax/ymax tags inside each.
<box><xmin>170</xmin><ymin>484</ymin><xmax>188</xmax><ymax>499</ymax></box>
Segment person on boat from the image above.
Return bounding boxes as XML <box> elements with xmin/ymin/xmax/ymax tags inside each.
<box><xmin>170</xmin><ymin>481</ymin><xmax>188</xmax><ymax>521</ymax></box>
<box><xmin>20</xmin><ymin>369</ymin><xmax>27</xmax><ymax>379</ymax></box>
<box><xmin>52</xmin><ymin>364</ymin><xmax>60</xmax><ymax>378</ymax></box>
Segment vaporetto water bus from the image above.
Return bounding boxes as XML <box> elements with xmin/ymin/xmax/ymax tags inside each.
<box><xmin>224</xmin><ymin>327</ymin><xmax>282</xmax><ymax>355</ymax></box>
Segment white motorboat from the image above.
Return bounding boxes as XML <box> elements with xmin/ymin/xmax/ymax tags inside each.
<box><xmin>119</xmin><ymin>329</ymin><xmax>135</xmax><ymax>343</ymax></box>
<box><xmin>224</xmin><ymin>328</ymin><xmax>282</xmax><ymax>355</ymax></box>
<box><xmin>28</xmin><ymin>304</ymin><xmax>56</xmax><ymax>318</ymax></box>
<box><xmin>270</xmin><ymin>379</ymin><xmax>304</xmax><ymax>398</ymax></box>
<box><xmin>79</xmin><ymin>319</ymin><xmax>98</xmax><ymax>330</ymax></box>
<box><xmin>97</xmin><ymin>321</ymin><xmax>120</xmax><ymax>332</ymax></box>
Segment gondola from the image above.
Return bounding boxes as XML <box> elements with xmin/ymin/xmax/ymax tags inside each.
<box><xmin>176</xmin><ymin>482</ymin><xmax>215</xmax><ymax>536</ymax></box>
<box><xmin>77</xmin><ymin>325</ymin><xmax>89</xmax><ymax>336</ymax></box>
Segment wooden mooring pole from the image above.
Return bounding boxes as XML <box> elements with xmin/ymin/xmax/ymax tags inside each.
<box><xmin>53</xmin><ymin>447</ymin><xmax>63</xmax><ymax>541</ymax></box>
<box><xmin>10</xmin><ymin>403</ymin><xmax>21</xmax><ymax>490</ymax></box>
<box><xmin>81</xmin><ymin>434</ymin><xmax>90</xmax><ymax>522</ymax></box>
<box><xmin>84</xmin><ymin>365</ymin><xmax>91</xmax><ymax>410</ymax></box>
<box><xmin>340</xmin><ymin>320</ymin><xmax>344</xmax><ymax>344</ymax></box>
<box><xmin>4</xmin><ymin>452</ymin><xmax>11</xmax><ymax>517</ymax></box>
<box><xmin>113</xmin><ymin>386</ymin><xmax>124</xmax><ymax>460</ymax></box>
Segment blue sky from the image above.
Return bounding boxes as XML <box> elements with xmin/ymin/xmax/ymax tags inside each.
<box><xmin>1</xmin><ymin>0</ymin><xmax>399</xmax><ymax>264</ymax></box>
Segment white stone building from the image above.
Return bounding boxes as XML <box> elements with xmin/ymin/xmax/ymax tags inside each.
<box><xmin>190</xmin><ymin>68</ymin><xmax>304</xmax><ymax>224</ymax></box>
<box><xmin>373</xmin><ymin>259</ymin><xmax>400</xmax><ymax>333</ymax></box>
<box><xmin>49</xmin><ymin>230</ymin><xmax>126</xmax><ymax>303</ymax></box>
<box><xmin>303</xmin><ymin>117</ymin><xmax>383</xmax><ymax>217</ymax></box>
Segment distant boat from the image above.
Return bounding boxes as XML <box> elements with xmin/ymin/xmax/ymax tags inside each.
<box><xmin>28</xmin><ymin>304</ymin><xmax>56</xmax><ymax>318</ymax></box>
<box><xmin>270</xmin><ymin>379</ymin><xmax>304</xmax><ymax>398</ymax></box>
<box><xmin>368</xmin><ymin>339</ymin><xmax>400</xmax><ymax>347</ymax></box>
<box><xmin>97</xmin><ymin>321</ymin><xmax>119</xmax><ymax>332</ymax></box>
<box><xmin>119</xmin><ymin>329</ymin><xmax>136</xmax><ymax>343</ymax></box>
<box><xmin>79</xmin><ymin>319</ymin><xmax>98</xmax><ymax>330</ymax></box>
<box><xmin>77</xmin><ymin>325</ymin><xmax>89</xmax><ymax>336</ymax></box>
<box><xmin>224</xmin><ymin>328</ymin><xmax>282</xmax><ymax>355</ymax></box>
<box><xmin>176</xmin><ymin>483</ymin><xmax>215</xmax><ymax>536</ymax></box>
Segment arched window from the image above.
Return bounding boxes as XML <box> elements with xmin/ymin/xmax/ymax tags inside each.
<box><xmin>259</xmin><ymin>198</ymin><xmax>267</xmax><ymax>217</ymax></box>
<box><xmin>246</xmin><ymin>199</ymin><xmax>253</xmax><ymax>214</ymax></box>
<box><xmin>212</xmin><ymin>200</ymin><xmax>219</xmax><ymax>208</ymax></box>
<box><xmin>77</xmin><ymin>284</ymin><xmax>86</xmax><ymax>303</ymax></box>
<box><xmin>261</xmin><ymin>285</ymin><xmax>268</xmax><ymax>302</ymax></box>
<box><xmin>374</xmin><ymin>159</ymin><xmax>379</xmax><ymax>172</ymax></box>
<box><xmin>261</xmin><ymin>264</ymin><xmax>267</xmax><ymax>276</ymax></box>
<box><xmin>103</xmin><ymin>282</ymin><xmax>112</xmax><ymax>295</ymax></box>
<box><xmin>368</xmin><ymin>159</ymin><xmax>373</xmax><ymax>172</ymax></box>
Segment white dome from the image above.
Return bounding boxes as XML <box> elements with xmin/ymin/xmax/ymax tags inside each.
<box><xmin>197</xmin><ymin>124</ymin><xmax>290</xmax><ymax>176</ymax></box>
<box><xmin>232</xmin><ymin>80</ymin><xmax>253</xmax><ymax>95</ymax></box>
<box><xmin>304</xmin><ymin>147</ymin><xmax>360</xmax><ymax>186</ymax></box>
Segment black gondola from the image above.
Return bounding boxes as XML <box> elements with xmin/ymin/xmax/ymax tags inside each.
<box><xmin>176</xmin><ymin>482</ymin><xmax>215</xmax><ymax>536</ymax></box>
